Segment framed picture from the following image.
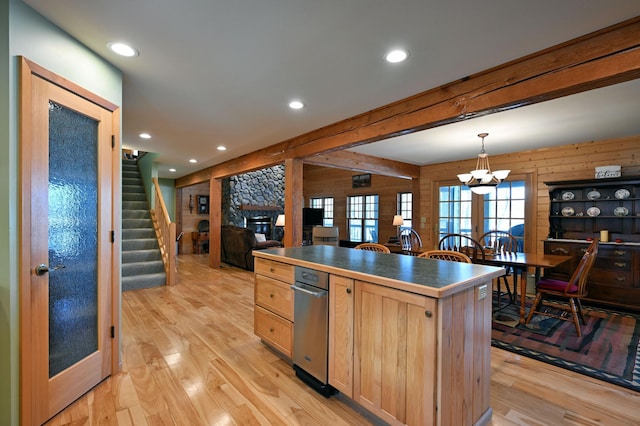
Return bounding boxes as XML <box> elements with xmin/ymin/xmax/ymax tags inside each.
<box><xmin>352</xmin><ymin>173</ymin><xmax>371</xmax><ymax>188</ymax></box>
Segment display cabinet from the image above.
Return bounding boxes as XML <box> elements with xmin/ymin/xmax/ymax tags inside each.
<box><xmin>546</xmin><ymin>176</ymin><xmax>640</xmax><ymax>242</ymax></box>
<box><xmin>545</xmin><ymin>176</ymin><xmax>640</xmax><ymax>310</ymax></box>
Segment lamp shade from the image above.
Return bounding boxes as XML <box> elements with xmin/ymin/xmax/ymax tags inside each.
<box><xmin>392</xmin><ymin>215</ymin><xmax>404</xmax><ymax>226</ymax></box>
<box><xmin>275</xmin><ymin>214</ymin><xmax>285</xmax><ymax>227</ymax></box>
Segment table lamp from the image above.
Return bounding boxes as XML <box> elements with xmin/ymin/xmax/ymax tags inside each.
<box><xmin>392</xmin><ymin>215</ymin><xmax>404</xmax><ymax>243</ymax></box>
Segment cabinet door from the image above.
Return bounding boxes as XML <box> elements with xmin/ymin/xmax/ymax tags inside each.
<box><xmin>354</xmin><ymin>281</ymin><xmax>437</xmax><ymax>426</ymax></box>
<box><xmin>328</xmin><ymin>275</ymin><xmax>354</xmax><ymax>397</ymax></box>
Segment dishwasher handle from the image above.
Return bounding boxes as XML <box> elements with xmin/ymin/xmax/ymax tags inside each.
<box><xmin>291</xmin><ymin>284</ymin><xmax>327</xmax><ymax>298</ymax></box>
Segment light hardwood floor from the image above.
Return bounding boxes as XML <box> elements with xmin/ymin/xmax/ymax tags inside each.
<box><xmin>46</xmin><ymin>254</ymin><xmax>640</xmax><ymax>425</ymax></box>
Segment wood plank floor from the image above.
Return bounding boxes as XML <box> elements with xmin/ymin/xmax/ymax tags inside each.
<box><xmin>46</xmin><ymin>254</ymin><xmax>640</xmax><ymax>425</ymax></box>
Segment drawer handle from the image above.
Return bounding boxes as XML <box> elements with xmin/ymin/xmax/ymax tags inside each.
<box><xmin>346</xmin><ymin>287</ymin><xmax>352</xmax><ymax>294</ymax></box>
<box><xmin>551</xmin><ymin>247</ymin><xmax>569</xmax><ymax>255</ymax></box>
<box><xmin>615</xmin><ymin>262</ymin><xmax>627</xmax><ymax>268</ymax></box>
<box><xmin>614</xmin><ymin>250</ymin><xmax>627</xmax><ymax>256</ymax></box>
<box><xmin>615</xmin><ymin>277</ymin><xmax>627</xmax><ymax>282</ymax></box>
<box><xmin>425</xmin><ymin>310</ymin><xmax>433</xmax><ymax>318</ymax></box>
<box><xmin>269</xmin><ymin>293</ymin><xmax>274</xmax><ymax>298</ymax></box>
<box><xmin>270</xmin><ymin>267</ymin><xmax>275</xmax><ymax>273</ymax></box>
<box><xmin>269</xmin><ymin>327</ymin><xmax>275</xmax><ymax>332</ymax></box>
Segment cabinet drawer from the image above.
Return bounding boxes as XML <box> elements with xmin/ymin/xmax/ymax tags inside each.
<box><xmin>588</xmin><ymin>269</ymin><xmax>633</xmax><ymax>288</ymax></box>
<box><xmin>255</xmin><ymin>275</ymin><xmax>293</xmax><ymax>321</ymax></box>
<box><xmin>255</xmin><ymin>258</ymin><xmax>295</xmax><ymax>284</ymax></box>
<box><xmin>594</xmin><ymin>257</ymin><xmax>632</xmax><ymax>272</ymax></box>
<box><xmin>598</xmin><ymin>247</ymin><xmax>632</xmax><ymax>260</ymax></box>
<box><xmin>254</xmin><ymin>306</ymin><xmax>292</xmax><ymax>358</ymax></box>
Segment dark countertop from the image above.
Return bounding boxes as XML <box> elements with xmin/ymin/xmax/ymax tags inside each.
<box><xmin>254</xmin><ymin>245</ymin><xmax>504</xmax><ymax>298</ymax></box>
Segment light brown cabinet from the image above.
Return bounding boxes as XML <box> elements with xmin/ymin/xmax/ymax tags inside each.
<box><xmin>328</xmin><ymin>275</ymin><xmax>354</xmax><ymax>397</ymax></box>
<box><xmin>254</xmin><ymin>258</ymin><xmax>295</xmax><ymax>358</ymax></box>
<box><xmin>253</xmin><ymin>246</ymin><xmax>499</xmax><ymax>426</ymax></box>
<box><xmin>354</xmin><ymin>281</ymin><xmax>437</xmax><ymax>425</ymax></box>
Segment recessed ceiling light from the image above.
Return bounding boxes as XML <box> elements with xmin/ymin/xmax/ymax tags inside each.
<box><xmin>217</xmin><ymin>145</ymin><xmax>227</xmax><ymax>151</ymax></box>
<box><xmin>385</xmin><ymin>49</ymin><xmax>408</xmax><ymax>63</ymax></box>
<box><xmin>289</xmin><ymin>100</ymin><xmax>305</xmax><ymax>110</ymax></box>
<box><xmin>189</xmin><ymin>159</ymin><xmax>197</xmax><ymax>163</ymax></box>
<box><xmin>169</xmin><ymin>168</ymin><xmax>176</xmax><ymax>173</ymax></box>
<box><xmin>139</xmin><ymin>133</ymin><xmax>151</xmax><ymax>139</ymax></box>
<box><xmin>107</xmin><ymin>42</ymin><xmax>139</xmax><ymax>57</ymax></box>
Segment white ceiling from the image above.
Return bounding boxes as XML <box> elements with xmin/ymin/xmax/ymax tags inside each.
<box><xmin>21</xmin><ymin>0</ymin><xmax>640</xmax><ymax>178</ymax></box>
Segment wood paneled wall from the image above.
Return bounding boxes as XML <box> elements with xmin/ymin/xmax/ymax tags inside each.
<box><xmin>303</xmin><ymin>165</ymin><xmax>414</xmax><ymax>243</ymax></box>
<box><xmin>419</xmin><ymin>135</ymin><xmax>640</xmax><ymax>252</ymax></box>
<box><xmin>177</xmin><ymin>181</ymin><xmax>210</xmax><ymax>254</ymax></box>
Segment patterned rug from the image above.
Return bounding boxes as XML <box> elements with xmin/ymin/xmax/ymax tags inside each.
<box><xmin>491</xmin><ymin>297</ymin><xmax>640</xmax><ymax>392</ymax></box>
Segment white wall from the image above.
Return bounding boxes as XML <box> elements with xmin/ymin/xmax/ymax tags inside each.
<box><xmin>0</xmin><ymin>2</ymin><xmax>122</xmax><ymax>424</ymax></box>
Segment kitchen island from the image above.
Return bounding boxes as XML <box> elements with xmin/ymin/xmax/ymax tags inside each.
<box><xmin>253</xmin><ymin>245</ymin><xmax>504</xmax><ymax>426</ymax></box>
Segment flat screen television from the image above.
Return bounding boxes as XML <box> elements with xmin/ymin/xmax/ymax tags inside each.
<box><xmin>303</xmin><ymin>208</ymin><xmax>324</xmax><ymax>227</ymax></box>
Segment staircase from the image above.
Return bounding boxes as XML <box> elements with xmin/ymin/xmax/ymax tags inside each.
<box><xmin>122</xmin><ymin>159</ymin><xmax>166</xmax><ymax>291</ymax></box>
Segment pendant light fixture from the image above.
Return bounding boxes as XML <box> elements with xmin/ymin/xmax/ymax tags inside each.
<box><xmin>457</xmin><ymin>133</ymin><xmax>510</xmax><ymax>195</ymax></box>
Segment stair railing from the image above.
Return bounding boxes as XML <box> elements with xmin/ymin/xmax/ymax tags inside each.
<box><xmin>151</xmin><ymin>177</ymin><xmax>177</xmax><ymax>285</ymax></box>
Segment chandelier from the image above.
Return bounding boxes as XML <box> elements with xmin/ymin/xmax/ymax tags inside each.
<box><xmin>457</xmin><ymin>133</ymin><xmax>510</xmax><ymax>195</ymax></box>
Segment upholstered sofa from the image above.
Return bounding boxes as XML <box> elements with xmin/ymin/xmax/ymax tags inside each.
<box><xmin>220</xmin><ymin>224</ymin><xmax>281</xmax><ymax>271</ymax></box>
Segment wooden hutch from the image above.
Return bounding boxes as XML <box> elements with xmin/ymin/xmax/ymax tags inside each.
<box><xmin>544</xmin><ymin>176</ymin><xmax>640</xmax><ymax>310</ymax></box>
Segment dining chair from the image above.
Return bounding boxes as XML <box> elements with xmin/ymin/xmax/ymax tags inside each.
<box><xmin>438</xmin><ymin>233</ymin><xmax>485</xmax><ymax>261</ymax></box>
<box><xmin>354</xmin><ymin>242</ymin><xmax>391</xmax><ymax>253</ymax></box>
<box><xmin>399</xmin><ymin>228</ymin><xmax>423</xmax><ymax>252</ymax></box>
<box><xmin>418</xmin><ymin>250</ymin><xmax>472</xmax><ymax>263</ymax></box>
<box><xmin>525</xmin><ymin>238</ymin><xmax>598</xmax><ymax>337</ymax></box>
<box><xmin>479</xmin><ymin>230</ymin><xmax>520</xmax><ymax>308</ymax></box>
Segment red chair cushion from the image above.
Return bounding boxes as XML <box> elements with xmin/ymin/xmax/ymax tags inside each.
<box><xmin>536</xmin><ymin>278</ymin><xmax>578</xmax><ymax>294</ymax></box>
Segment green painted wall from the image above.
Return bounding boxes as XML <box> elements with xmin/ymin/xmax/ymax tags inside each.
<box><xmin>0</xmin><ymin>2</ymin><xmax>14</xmax><ymax>425</ymax></box>
<box><xmin>137</xmin><ymin>153</ymin><xmax>176</xmax><ymax>221</ymax></box>
<box><xmin>1</xmin><ymin>1</ymin><xmax>123</xmax><ymax>424</ymax></box>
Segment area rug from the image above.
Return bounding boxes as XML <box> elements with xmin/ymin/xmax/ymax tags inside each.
<box><xmin>491</xmin><ymin>298</ymin><xmax>640</xmax><ymax>392</ymax></box>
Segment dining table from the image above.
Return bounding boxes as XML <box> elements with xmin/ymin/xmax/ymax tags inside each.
<box><xmin>476</xmin><ymin>252</ymin><xmax>573</xmax><ymax>323</ymax></box>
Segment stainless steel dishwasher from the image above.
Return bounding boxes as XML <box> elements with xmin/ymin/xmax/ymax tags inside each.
<box><xmin>291</xmin><ymin>266</ymin><xmax>336</xmax><ymax>397</ymax></box>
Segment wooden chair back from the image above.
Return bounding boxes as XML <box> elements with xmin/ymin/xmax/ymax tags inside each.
<box><xmin>418</xmin><ymin>250</ymin><xmax>472</xmax><ymax>263</ymax></box>
<box><xmin>565</xmin><ymin>238</ymin><xmax>599</xmax><ymax>296</ymax></box>
<box><xmin>438</xmin><ymin>233</ymin><xmax>485</xmax><ymax>261</ymax></box>
<box><xmin>354</xmin><ymin>242</ymin><xmax>391</xmax><ymax>253</ymax></box>
<box><xmin>479</xmin><ymin>230</ymin><xmax>520</xmax><ymax>255</ymax></box>
<box><xmin>399</xmin><ymin>228</ymin><xmax>423</xmax><ymax>251</ymax></box>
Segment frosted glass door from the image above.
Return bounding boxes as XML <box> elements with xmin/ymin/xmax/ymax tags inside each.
<box><xmin>47</xmin><ymin>101</ymin><xmax>99</xmax><ymax>377</ymax></box>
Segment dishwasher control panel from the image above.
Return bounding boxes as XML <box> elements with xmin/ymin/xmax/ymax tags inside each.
<box><xmin>295</xmin><ymin>267</ymin><xmax>328</xmax><ymax>290</ymax></box>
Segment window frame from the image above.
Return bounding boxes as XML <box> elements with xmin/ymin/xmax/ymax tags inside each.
<box><xmin>435</xmin><ymin>172</ymin><xmax>534</xmax><ymax>252</ymax></box>
<box><xmin>347</xmin><ymin>194</ymin><xmax>380</xmax><ymax>243</ymax></box>
<box><xmin>310</xmin><ymin>196</ymin><xmax>334</xmax><ymax>227</ymax></box>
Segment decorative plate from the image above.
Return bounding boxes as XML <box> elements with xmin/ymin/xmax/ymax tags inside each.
<box><xmin>614</xmin><ymin>188</ymin><xmax>630</xmax><ymax>199</ymax></box>
<box><xmin>586</xmin><ymin>190</ymin><xmax>601</xmax><ymax>200</ymax></box>
<box><xmin>562</xmin><ymin>191</ymin><xmax>575</xmax><ymax>201</ymax></box>
<box><xmin>561</xmin><ymin>207</ymin><xmax>575</xmax><ymax>216</ymax></box>
<box><xmin>614</xmin><ymin>207</ymin><xmax>629</xmax><ymax>216</ymax></box>
<box><xmin>586</xmin><ymin>206</ymin><xmax>601</xmax><ymax>217</ymax></box>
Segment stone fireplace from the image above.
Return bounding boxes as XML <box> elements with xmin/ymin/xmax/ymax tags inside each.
<box><xmin>222</xmin><ymin>165</ymin><xmax>285</xmax><ymax>240</ymax></box>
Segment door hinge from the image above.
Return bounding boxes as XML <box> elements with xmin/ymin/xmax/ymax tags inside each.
<box><xmin>111</xmin><ymin>135</ymin><xmax>115</xmax><ymax>149</ymax></box>
<box><xmin>110</xmin><ymin>230</ymin><xmax>115</xmax><ymax>243</ymax></box>
<box><xmin>110</xmin><ymin>326</ymin><xmax>115</xmax><ymax>338</ymax></box>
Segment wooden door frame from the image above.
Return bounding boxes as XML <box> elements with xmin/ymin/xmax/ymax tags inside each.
<box><xmin>18</xmin><ymin>57</ymin><xmax>121</xmax><ymax>425</ymax></box>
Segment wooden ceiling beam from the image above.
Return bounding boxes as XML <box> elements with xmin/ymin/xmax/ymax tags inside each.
<box><xmin>303</xmin><ymin>150</ymin><xmax>420</xmax><ymax>179</ymax></box>
<box><xmin>176</xmin><ymin>16</ymin><xmax>640</xmax><ymax>188</ymax></box>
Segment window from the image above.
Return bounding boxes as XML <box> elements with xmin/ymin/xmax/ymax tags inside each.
<box><xmin>397</xmin><ymin>192</ymin><xmax>412</xmax><ymax>229</ymax></box>
<box><xmin>438</xmin><ymin>184</ymin><xmax>473</xmax><ymax>239</ymax></box>
<box><xmin>438</xmin><ymin>180</ymin><xmax>525</xmax><ymax>249</ymax></box>
<box><xmin>483</xmin><ymin>181</ymin><xmax>525</xmax><ymax>250</ymax></box>
<box><xmin>310</xmin><ymin>197</ymin><xmax>334</xmax><ymax>226</ymax></box>
<box><xmin>347</xmin><ymin>195</ymin><xmax>379</xmax><ymax>242</ymax></box>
